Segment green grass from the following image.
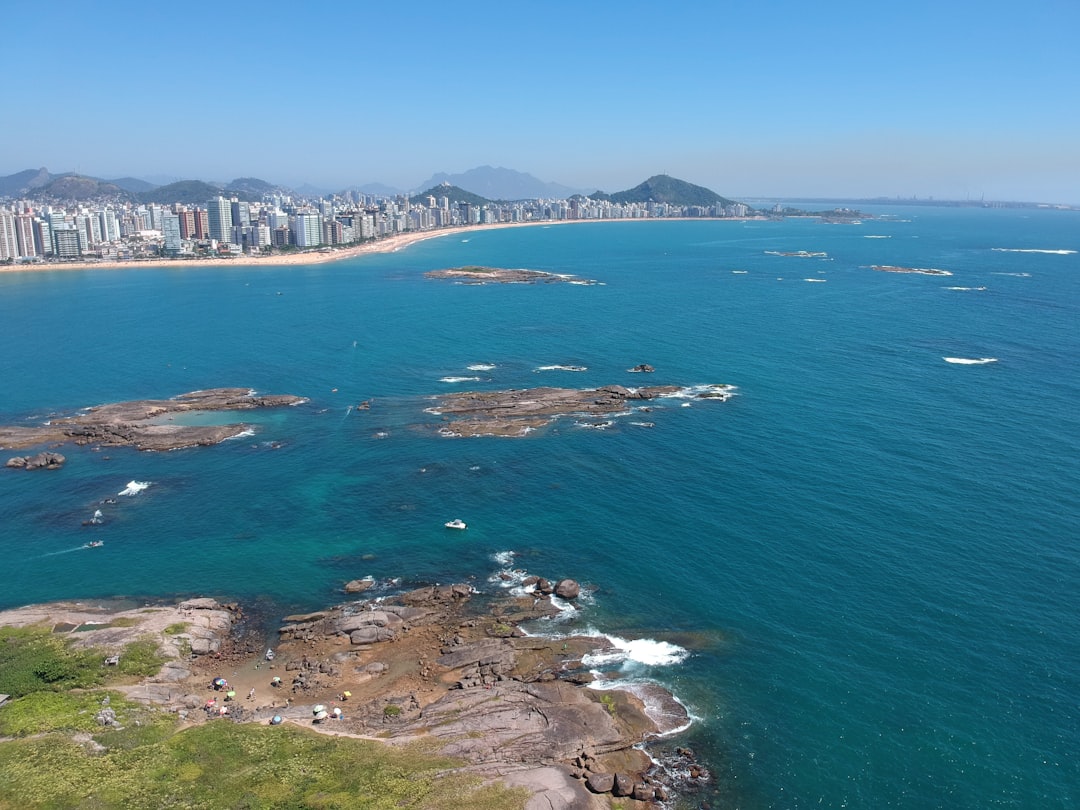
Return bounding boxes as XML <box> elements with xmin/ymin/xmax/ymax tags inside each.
<box><xmin>0</xmin><ymin>721</ymin><xmax>529</xmax><ymax>809</ymax></box>
<box><xmin>0</xmin><ymin>627</ymin><xmax>164</xmax><ymax>700</ymax></box>
<box><xmin>162</xmin><ymin>622</ymin><xmax>189</xmax><ymax>636</ymax></box>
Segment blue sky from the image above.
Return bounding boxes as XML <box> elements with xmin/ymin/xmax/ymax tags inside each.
<box><xmin>4</xmin><ymin>0</ymin><xmax>1078</xmax><ymax>203</ymax></box>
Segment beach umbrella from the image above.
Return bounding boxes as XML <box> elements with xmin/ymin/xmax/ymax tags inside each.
<box><xmin>332</xmin><ymin>707</ymin><xmax>342</xmax><ymax>718</ymax></box>
<box><xmin>313</xmin><ymin>710</ymin><xmax>328</xmax><ymax>722</ymax></box>
<box><xmin>342</xmin><ymin>691</ymin><xmax>351</xmax><ymax>699</ymax></box>
<box><xmin>226</xmin><ymin>691</ymin><xmax>236</xmax><ymax>700</ymax></box>
<box><xmin>213</xmin><ymin>678</ymin><xmax>226</xmax><ymax>688</ymax></box>
<box><xmin>270</xmin><ymin>716</ymin><xmax>282</xmax><ymax>725</ymax></box>
<box><xmin>271</xmin><ymin>676</ymin><xmax>282</xmax><ymax>686</ymax></box>
<box><xmin>313</xmin><ymin>704</ymin><xmax>326</xmax><ymax>715</ymax></box>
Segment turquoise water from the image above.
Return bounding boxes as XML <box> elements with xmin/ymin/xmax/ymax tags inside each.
<box><xmin>1</xmin><ymin>208</ymin><xmax>1078</xmax><ymax>808</ymax></box>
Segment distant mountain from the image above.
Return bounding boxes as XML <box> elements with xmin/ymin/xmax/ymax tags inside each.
<box><xmin>137</xmin><ymin>180</ymin><xmax>222</xmax><ymax>205</ymax></box>
<box><xmin>293</xmin><ymin>183</ymin><xmax>332</xmax><ymax>198</ymax></box>
<box><xmin>37</xmin><ymin>174</ymin><xmax>129</xmax><ymax>202</ymax></box>
<box><xmin>0</xmin><ymin>167</ymin><xmax>53</xmax><ymax>197</ymax></box>
<box><xmin>412</xmin><ymin>183</ymin><xmax>492</xmax><ymax>207</ymax></box>
<box><xmin>224</xmin><ymin>177</ymin><xmax>283</xmax><ymax>201</ymax></box>
<box><xmin>349</xmin><ymin>182</ymin><xmax>404</xmax><ymax>197</ymax></box>
<box><xmin>109</xmin><ymin>176</ymin><xmax>158</xmax><ymax>193</ymax></box>
<box><xmin>590</xmin><ymin>174</ymin><xmax>738</xmax><ymax>208</ymax></box>
<box><xmin>413</xmin><ymin>166</ymin><xmax>581</xmax><ymax>201</ymax></box>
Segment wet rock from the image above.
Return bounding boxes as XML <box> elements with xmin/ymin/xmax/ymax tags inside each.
<box><xmin>344</xmin><ymin>578</ymin><xmax>374</xmax><ymax>594</ymax></box>
<box><xmin>554</xmin><ymin>579</ymin><xmax>580</xmax><ymax>599</ymax></box>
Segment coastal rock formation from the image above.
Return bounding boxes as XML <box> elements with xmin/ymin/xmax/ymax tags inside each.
<box><xmin>429</xmin><ymin>383</ymin><xmax>733</xmax><ymax>437</ymax></box>
<box><xmin>5</xmin><ymin>451</ymin><xmax>65</xmax><ymax>469</ymax></box>
<box><xmin>0</xmin><ymin>577</ymin><xmax>701</xmax><ymax>807</ymax></box>
<box><xmin>425</xmin><ymin>265</ymin><xmax>599</xmax><ymax>285</ymax></box>
<box><xmin>0</xmin><ymin>388</ymin><xmax>305</xmax><ymax>452</ymax></box>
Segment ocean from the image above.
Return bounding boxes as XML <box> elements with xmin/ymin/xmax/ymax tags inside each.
<box><xmin>1</xmin><ymin>206</ymin><xmax>1077</xmax><ymax>808</ymax></box>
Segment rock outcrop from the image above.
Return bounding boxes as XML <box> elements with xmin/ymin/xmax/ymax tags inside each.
<box><xmin>5</xmin><ymin>451</ymin><xmax>65</xmax><ymax>469</ymax></box>
<box><xmin>0</xmin><ymin>388</ymin><xmax>305</xmax><ymax>452</ymax></box>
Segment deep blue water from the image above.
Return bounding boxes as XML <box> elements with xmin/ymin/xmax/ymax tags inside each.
<box><xmin>1</xmin><ymin>208</ymin><xmax>1078</xmax><ymax>808</ymax></box>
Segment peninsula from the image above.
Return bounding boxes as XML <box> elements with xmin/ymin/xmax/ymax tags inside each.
<box><xmin>0</xmin><ymin>388</ymin><xmax>305</xmax><ymax>454</ymax></box>
<box><xmin>0</xmin><ymin>575</ymin><xmax>706</xmax><ymax>808</ymax></box>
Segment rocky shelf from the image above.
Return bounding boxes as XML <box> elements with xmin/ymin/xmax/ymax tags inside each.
<box><xmin>0</xmin><ymin>388</ymin><xmax>305</xmax><ymax>453</ymax></box>
<box><xmin>428</xmin><ymin>383</ymin><xmax>733</xmax><ymax>437</ymax></box>
<box><xmin>0</xmin><ymin>576</ymin><xmax>710</xmax><ymax>807</ymax></box>
<box><xmin>424</xmin><ymin>265</ymin><xmax>599</xmax><ymax>285</ymax></box>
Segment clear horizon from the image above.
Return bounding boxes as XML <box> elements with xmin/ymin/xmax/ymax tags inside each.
<box><xmin>4</xmin><ymin>1</ymin><xmax>1078</xmax><ymax>206</ymax></box>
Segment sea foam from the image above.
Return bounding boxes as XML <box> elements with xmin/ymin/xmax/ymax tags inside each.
<box><xmin>581</xmin><ymin>633</ymin><xmax>690</xmax><ymax>668</ymax></box>
<box><xmin>118</xmin><ymin>480</ymin><xmax>151</xmax><ymax>496</ymax></box>
<box><xmin>992</xmin><ymin>248</ymin><xmax>1076</xmax><ymax>254</ymax></box>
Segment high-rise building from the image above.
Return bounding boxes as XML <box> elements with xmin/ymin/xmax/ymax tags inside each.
<box><xmin>194</xmin><ymin>209</ymin><xmax>209</xmax><ymax>239</ymax></box>
<box><xmin>162</xmin><ymin>213</ymin><xmax>182</xmax><ymax>256</ymax></box>
<box><xmin>0</xmin><ymin>210</ymin><xmax>18</xmax><ymax>260</ymax></box>
<box><xmin>52</xmin><ymin>227</ymin><xmax>81</xmax><ymax>259</ymax></box>
<box><xmin>15</xmin><ymin>214</ymin><xmax>37</xmax><ymax>257</ymax></box>
<box><xmin>291</xmin><ymin>212</ymin><xmax>322</xmax><ymax>247</ymax></box>
<box><xmin>207</xmin><ymin>197</ymin><xmax>233</xmax><ymax>242</ymax></box>
<box><xmin>177</xmin><ymin>209</ymin><xmax>196</xmax><ymax>239</ymax></box>
<box><xmin>230</xmin><ymin>200</ymin><xmax>250</xmax><ymax>227</ymax></box>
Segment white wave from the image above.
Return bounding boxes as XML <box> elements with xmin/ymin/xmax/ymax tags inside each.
<box><xmin>226</xmin><ymin>428</ymin><xmax>256</xmax><ymax>439</ymax></box>
<box><xmin>118</xmin><ymin>480</ymin><xmax>151</xmax><ymax>496</ymax></box>
<box><xmin>864</xmin><ymin>235</ymin><xmax>891</xmax><ymax>239</ymax></box>
<box><xmin>491</xmin><ymin>550</ymin><xmax>516</xmax><ymax>569</ymax></box>
<box><xmin>581</xmin><ymin>633</ymin><xmax>690</xmax><ymax>668</ymax></box>
<box><xmin>804</xmin><ymin>278</ymin><xmax>827</xmax><ymax>282</ymax></box>
<box><xmin>439</xmin><ymin>376</ymin><xmax>481</xmax><ymax>383</ymax></box>
<box><xmin>574</xmin><ymin>420</ymin><xmax>614</xmax><ymax>430</ymax></box>
<box><xmin>731</xmin><ymin>270</ymin><xmax>748</xmax><ymax>274</ymax></box>
<box><xmin>466</xmin><ymin>363</ymin><xmax>496</xmax><ymax>371</ymax></box>
<box><xmin>991</xmin><ymin>272</ymin><xmax>1032</xmax><ymax>277</ymax></box>
<box><xmin>944</xmin><ymin>286</ymin><xmax>987</xmax><ymax>291</ymax></box>
<box><xmin>659</xmin><ymin>383</ymin><xmax>736</xmax><ymax>401</ymax></box>
<box><xmin>943</xmin><ymin>357</ymin><xmax>998</xmax><ymax>365</ymax></box>
<box><xmin>992</xmin><ymin>248</ymin><xmax>1076</xmax><ymax>255</ymax></box>
<box><xmin>534</xmin><ymin>365</ymin><xmax>587</xmax><ymax>372</ymax></box>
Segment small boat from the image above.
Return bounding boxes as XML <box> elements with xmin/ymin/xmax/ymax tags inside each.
<box><xmin>265</xmin><ymin>648</ymin><xmax>275</xmax><ymax>661</ymax></box>
<box><xmin>444</xmin><ymin>519</ymin><xmax>467</xmax><ymax>530</ymax></box>
<box><xmin>84</xmin><ymin>540</ymin><xmax>104</xmax><ymax>548</ymax></box>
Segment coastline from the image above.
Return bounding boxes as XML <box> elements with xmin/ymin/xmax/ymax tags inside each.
<box><xmin>0</xmin><ymin>217</ymin><xmax>757</xmax><ymax>274</ymax></box>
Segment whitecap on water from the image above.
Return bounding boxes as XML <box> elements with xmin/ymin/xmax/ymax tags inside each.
<box><xmin>943</xmin><ymin>357</ymin><xmax>998</xmax><ymax>365</ymax></box>
<box><xmin>991</xmin><ymin>248</ymin><xmax>1076</xmax><ymax>255</ymax></box>
<box><xmin>118</xmin><ymin>480</ymin><xmax>151</xmax><ymax>496</ymax></box>
<box><xmin>466</xmin><ymin>364</ymin><xmax>496</xmax><ymax>371</ymax></box>
<box><xmin>439</xmin><ymin>376</ymin><xmax>481</xmax><ymax>383</ymax></box>
<box><xmin>534</xmin><ymin>365</ymin><xmax>588</xmax><ymax>372</ymax></box>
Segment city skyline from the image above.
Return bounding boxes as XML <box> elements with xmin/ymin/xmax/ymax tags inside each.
<box><xmin>3</xmin><ymin>1</ymin><xmax>1078</xmax><ymax>205</ymax></box>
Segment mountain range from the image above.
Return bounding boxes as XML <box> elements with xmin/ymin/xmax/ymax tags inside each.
<box><xmin>0</xmin><ymin>167</ymin><xmax>741</xmax><ymax>209</ymax></box>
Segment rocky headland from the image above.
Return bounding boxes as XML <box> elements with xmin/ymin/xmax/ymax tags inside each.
<box><xmin>0</xmin><ymin>578</ymin><xmax>709</xmax><ymax>809</ymax></box>
<box><xmin>428</xmin><ymin>383</ymin><xmax>734</xmax><ymax>437</ymax></box>
<box><xmin>425</xmin><ymin>266</ymin><xmax>599</xmax><ymax>285</ymax></box>
<box><xmin>0</xmin><ymin>388</ymin><xmax>305</xmax><ymax>454</ymax></box>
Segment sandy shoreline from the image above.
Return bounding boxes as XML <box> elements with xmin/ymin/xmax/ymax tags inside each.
<box><xmin>0</xmin><ymin>219</ymin><xmax>595</xmax><ymax>274</ymax></box>
<box><xmin>0</xmin><ymin>217</ymin><xmax>753</xmax><ymax>274</ymax></box>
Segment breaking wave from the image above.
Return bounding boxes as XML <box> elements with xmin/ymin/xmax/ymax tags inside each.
<box><xmin>992</xmin><ymin>248</ymin><xmax>1076</xmax><ymax>255</ymax></box>
<box><xmin>582</xmin><ymin>633</ymin><xmax>690</xmax><ymax>668</ymax></box>
<box><xmin>466</xmin><ymin>364</ymin><xmax>496</xmax><ymax>371</ymax></box>
<box><xmin>534</xmin><ymin>365</ymin><xmax>587</xmax><ymax>372</ymax></box>
<box><xmin>118</xmin><ymin>480</ymin><xmax>151</xmax><ymax>496</ymax></box>
<box><xmin>440</xmin><ymin>376</ymin><xmax>481</xmax><ymax>383</ymax></box>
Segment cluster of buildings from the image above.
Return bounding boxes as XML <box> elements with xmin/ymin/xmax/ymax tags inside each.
<box><xmin>0</xmin><ymin>187</ymin><xmax>751</xmax><ymax>264</ymax></box>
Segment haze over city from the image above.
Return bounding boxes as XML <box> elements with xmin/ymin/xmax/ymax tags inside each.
<box><xmin>4</xmin><ymin>0</ymin><xmax>1078</xmax><ymax>204</ymax></box>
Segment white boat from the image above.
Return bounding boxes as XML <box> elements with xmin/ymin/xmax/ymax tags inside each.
<box><xmin>444</xmin><ymin>519</ymin><xmax>467</xmax><ymax>530</ymax></box>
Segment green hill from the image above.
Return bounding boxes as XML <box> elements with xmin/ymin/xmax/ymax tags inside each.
<box><xmin>37</xmin><ymin>175</ymin><xmax>130</xmax><ymax>202</ymax></box>
<box><xmin>591</xmin><ymin>174</ymin><xmax>737</xmax><ymax>208</ymax></box>
<box><xmin>137</xmin><ymin>180</ymin><xmax>222</xmax><ymax>205</ymax></box>
<box><xmin>224</xmin><ymin>177</ymin><xmax>279</xmax><ymax>201</ymax></box>
<box><xmin>412</xmin><ymin>183</ymin><xmax>492</xmax><ymax>207</ymax></box>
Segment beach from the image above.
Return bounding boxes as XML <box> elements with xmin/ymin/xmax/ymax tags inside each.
<box><xmin>0</xmin><ymin>219</ymin><xmax>596</xmax><ymax>274</ymax></box>
<box><xmin>0</xmin><ymin>216</ymin><xmax>761</xmax><ymax>274</ymax></box>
